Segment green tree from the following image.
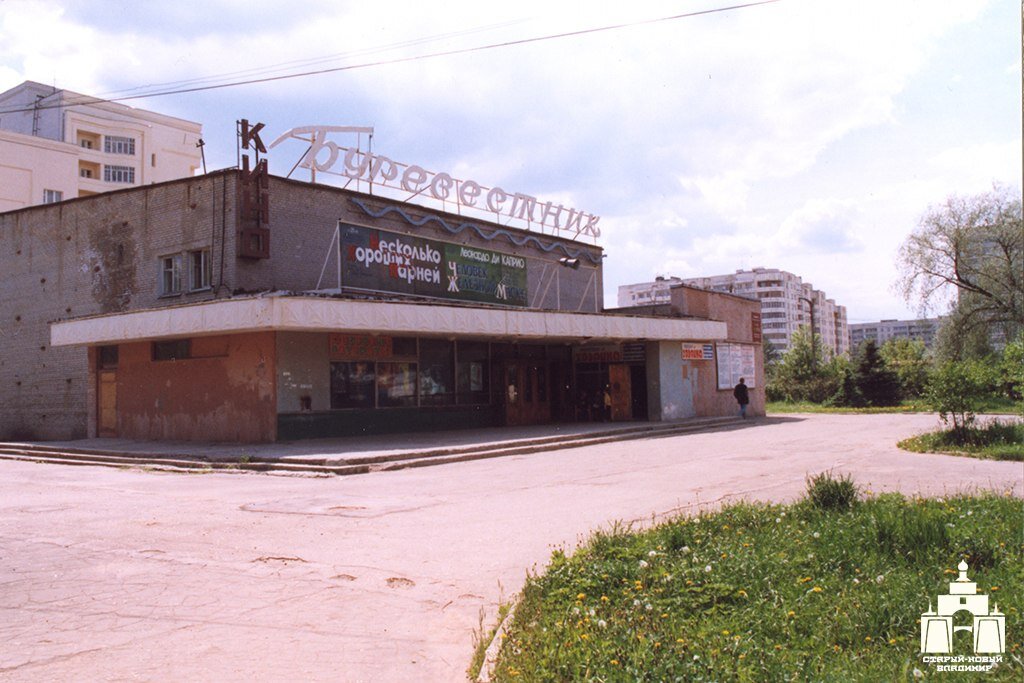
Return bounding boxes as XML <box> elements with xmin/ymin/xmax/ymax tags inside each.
<box><xmin>767</xmin><ymin>326</ymin><xmax>840</xmax><ymax>403</ymax></box>
<box><xmin>851</xmin><ymin>340</ymin><xmax>901</xmax><ymax>406</ymax></box>
<box><xmin>879</xmin><ymin>338</ymin><xmax>930</xmax><ymax>399</ymax></box>
<box><xmin>897</xmin><ymin>185</ymin><xmax>1023</xmax><ymax>356</ymax></box>
<box><xmin>926</xmin><ymin>361</ymin><xmax>992</xmax><ymax>434</ymax></box>
<box><xmin>998</xmin><ymin>333</ymin><xmax>1024</xmax><ymax>405</ymax></box>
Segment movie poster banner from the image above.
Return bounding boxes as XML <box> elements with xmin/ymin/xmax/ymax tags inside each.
<box><xmin>716</xmin><ymin>343</ymin><xmax>757</xmax><ymax>390</ymax></box>
<box><xmin>339</xmin><ymin>223</ymin><xmax>528</xmax><ymax>307</ymax></box>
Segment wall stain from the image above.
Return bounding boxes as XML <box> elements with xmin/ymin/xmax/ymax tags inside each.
<box><xmin>88</xmin><ymin>221</ymin><xmax>138</xmax><ymax>313</ymax></box>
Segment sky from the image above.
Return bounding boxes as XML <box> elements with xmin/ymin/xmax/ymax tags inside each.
<box><xmin>0</xmin><ymin>0</ymin><xmax>1020</xmax><ymax>322</ymax></box>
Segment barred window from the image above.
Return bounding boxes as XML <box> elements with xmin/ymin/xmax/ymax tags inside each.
<box><xmin>104</xmin><ymin>165</ymin><xmax>135</xmax><ymax>183</ymax></box>
<box><xmin>104</xmin><ymin>135</ymin><xmax>135</xmax><ymax>155</ymax></box>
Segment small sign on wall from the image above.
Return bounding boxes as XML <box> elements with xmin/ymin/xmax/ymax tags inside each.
<box><xmin>329</xmin><ymin>334</ymin><xmax>393</xmax><ymax>360</ymax></box>
<box><xmin>751</xmin><ymin>312</ymin><xmax>762</xmax><ymax>342</ymax></box>
<box><xmin>682</xmin><ymin>343</ymin><xmax>714</xmax><ymax>360</ymax></box>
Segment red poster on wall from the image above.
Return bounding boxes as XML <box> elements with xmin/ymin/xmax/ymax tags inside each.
<box><xmin>751</xmin><ymin>312</ymin><xmax>762</xmax><ymax>343</ymax></box>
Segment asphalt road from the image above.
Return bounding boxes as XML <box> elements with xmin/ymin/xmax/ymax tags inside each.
<box><xmin>1</xmin><ymin>413</ymin><xmax>1020</xmax><ymax>682</ymax></box>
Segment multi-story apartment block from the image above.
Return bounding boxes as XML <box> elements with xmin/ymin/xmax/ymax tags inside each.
<box><xmin>0</xmin><ymin>81</ymin><xmax>202</xmax><ymax>211</ymax></box>
<box><xmin>619</xmin><ymin>268</ymin><xmax>849</xmax><ymax>356</ymax></box>
<box><xmin>849</xmin><ymin>318</ymin><xmax>942</xmax><ymax>350</ymax></box>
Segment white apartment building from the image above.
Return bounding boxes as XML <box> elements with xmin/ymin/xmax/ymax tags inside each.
<box><xmin>619</xmin><ymin>268</ymin><xmax>849</xmax><ymax>356</ymax></box>
<box><xmin>849</xmin><ymin>318</ymin><xmax>942</xmax><ymax>350</ymax></box>
<box><xmin>0</xmin><ymin>81</ymin><xmax>202</xmax><ymax>211</ymax></box>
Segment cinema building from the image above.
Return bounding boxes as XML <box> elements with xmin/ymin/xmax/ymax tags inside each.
<box><xmin>1</xmin><ymin>136</ymin><xmax>763</xmax><ymax>443</ymax></box>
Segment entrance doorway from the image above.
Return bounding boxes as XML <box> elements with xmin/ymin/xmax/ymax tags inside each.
<box><xmin>96</xmin><ymin>345</ymin><xmax>118</xmax><ymax>437</ymax></box>
<box><xmin>503</xmin><ymin>361</ymin><xmax>551</xmax><ymax>426</ymax></box>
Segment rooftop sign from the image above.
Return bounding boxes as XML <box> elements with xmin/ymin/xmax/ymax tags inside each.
<box><xmin>268</xmin><ymin>125</ymin><xmax>601</xmax><ymax>241</ymax></box>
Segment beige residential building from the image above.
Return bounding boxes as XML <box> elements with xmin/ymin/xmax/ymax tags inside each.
<box><xmin>619</xmin><ymin>268</ymin><xmax>849</xmax><ymax>356</ymax></box>
<box><xmin>0</xmin><ymin>81</ymin><xmax>202</xmax><ymax>211</ymax></box>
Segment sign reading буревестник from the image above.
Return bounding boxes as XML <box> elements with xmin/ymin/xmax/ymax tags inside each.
<box><xmin>268</xmin><ymin>125</ymin><xmax>601</xmax><ymax>239</ymax></box>
<box><xmin>340</xmin><ymin>223</ymin><xmax>528</xmax><ymax>307</ymax></box>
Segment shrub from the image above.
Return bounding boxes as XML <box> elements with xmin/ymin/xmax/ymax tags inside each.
<box><xmin>926</xmin><ymin>361</ymin><xmax>992</xmax><ymax>433</ymax></box>
<box><xmin>805</xmin><ymin>471</ymin><xmax>859</xmax><ymax>511</ymax></box>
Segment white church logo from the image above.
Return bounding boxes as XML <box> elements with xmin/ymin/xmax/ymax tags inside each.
<box><xmin>921</xmin><ymin>560</ymin><xmax>1005</xmax><ymax>654</ymax></box>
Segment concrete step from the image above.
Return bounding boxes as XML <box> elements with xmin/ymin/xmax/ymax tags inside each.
<box><xmin>0</xmin><ymin>417</ymin><xmax>744</xmax><ymax>476</ymax></box>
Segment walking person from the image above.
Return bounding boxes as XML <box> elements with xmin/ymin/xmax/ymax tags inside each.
<box><xmin>733</xmin><ymin>377</ymin><xmax>750</xmax><ymax>419</ymax></box>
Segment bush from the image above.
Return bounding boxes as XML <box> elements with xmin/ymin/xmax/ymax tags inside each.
<box><xmin>926</xmin><ymin>360</ymin><xmax>993</xmax><ymax>433</ymax></box>
<box><xmin>806</xmin><ymin>471</ymin><xmax>859</xmax><ymax>511</ymax></box>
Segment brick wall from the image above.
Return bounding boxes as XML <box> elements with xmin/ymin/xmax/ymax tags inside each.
<box><xmin>0</xmin><ymin>170</ymin><xmax>604</xmax><ymax>440</ymax></box>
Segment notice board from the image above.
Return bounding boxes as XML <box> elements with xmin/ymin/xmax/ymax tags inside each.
<box><xmin>716</xmin><ymin>343</ymin><xmax>756</xmax><ymax>389</ymax></box>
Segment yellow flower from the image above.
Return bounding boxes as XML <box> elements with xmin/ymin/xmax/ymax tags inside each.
<box><xmin>722</xmin><ymin>629</ymin><xmax>730</xmax><ymax>635</ymax></box>
<box><xmin>600</xmin><ymin>595</ymin><xmax>609</xmax><ymax>602</ymax></box>
<box><xmin>577</xmin><ymin>593</ymin><xmax>586</xmax><ymax>601</ymax></box>
<box><xmin>799</xmin><ymin>576</ymin><xmax>813</xmax><ymax>583</ymax></box>
<box><xmin>738</xmin><ymin>590</ymin><xmax>748</xmax><ymax>597</ymax></box>
<box><xmin>811</xmin><ymin>586</ymin><xmax>823</xmax><ymax>593</ymax></box>
<box><xmin>865</xmin><ymin>636</ymin><xmax>872</xmax><ymax>642</ymax></box>
<box><xmin>610</xmin><ymin>659</ymin><xmax>619</xmax><ymax>666</ymax></box>
<box><xmin>580</xmin><ymin>633</ymin><xmax>589</xmax><ymax>640</ymax></box>
<box><xmin>676</xmin><ymin>638</ymin><xmax>686</xmax><ymax>644</ymax></box>
<box><xmin>774</xmin><ymin>644</ymin><xmax>783</xmax><ymax>650</ymax></box>
<box><xmin>654</xmin><ymin>641</ymin><xmax>662</xmax><ymax>649</ymax></box>
<box><xmin>787</xmin><ymin>610</ymin><xmax>796</xmax><ymax>618</ymax></box>
<box><xmin>992</xmin><ymin>586</ymin><xmax>1000</xmax><ymax>591</ymax></box>
<box><xmin>661</xmin><ymin>613</ymin><xmax>669</xmax><ymax>619</ymax></box>
<box><xmin>833</xmin><ymin>645</ymin><xmax>840</xmax><ymax>653</ymax></box>
<box><xmin>889</xmin><ymin>638</ymin><xmax>897</xmax><ymax>645</ymax></box>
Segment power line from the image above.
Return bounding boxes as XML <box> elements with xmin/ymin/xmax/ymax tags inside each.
<box><xmin>1</xmin><ymin>0</ymin><xmax>781</xmax><ymax>115</ymax></box>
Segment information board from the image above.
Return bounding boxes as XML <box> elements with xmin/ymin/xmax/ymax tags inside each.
<box><xmin>716</xmin><ymin>343</ymin><xmax>757</xmax><ymax>389</ymax></box>
<box><xmin>340</xmin><ymin>223</ymin><xmax>529</xmax><ymax>306</ymax></box>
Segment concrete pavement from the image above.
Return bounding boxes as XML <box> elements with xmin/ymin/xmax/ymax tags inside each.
<box><xmin>0</xmin><ymin>413</ymin><xmax>1021</xmax><ymax>682</ymax></box>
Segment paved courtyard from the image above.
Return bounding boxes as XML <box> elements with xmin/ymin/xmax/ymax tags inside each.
<box><xmin>1</xmin><ymin>413</ymin><xmax>1021</xmax><ymax>682</ymax></box>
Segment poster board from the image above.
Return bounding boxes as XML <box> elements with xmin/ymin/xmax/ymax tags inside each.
<box><xmin>716</xmin><ymin>343</ymin><xmax>756</xmax><ymax>389</ymax></box>
<box><xmin>339</xmin><ymin>223</ymin><xmax>528</xmax><ymax>306</ymax></box>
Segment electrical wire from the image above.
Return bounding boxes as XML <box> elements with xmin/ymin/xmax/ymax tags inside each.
<box><xmin>0</xmin><ymin>0</ymin><xmax>781</xmax><ymax>115</ymax></box>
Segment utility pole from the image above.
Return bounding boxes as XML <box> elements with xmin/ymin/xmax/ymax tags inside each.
<box><xmin>799</xmin><ymin>296</ymin><xmax>817</xmax><ymax>370</ymax></box>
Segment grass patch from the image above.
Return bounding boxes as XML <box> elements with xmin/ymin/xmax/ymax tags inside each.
<box><xmin>491</xmin><ymin>489</ymin><xmax>1022</xmax><ymax>681</ymax></box>
<box><xmin>468</xmin><ymin>601</ymin><xmax>512</xmax><ymax>680</ymax></box>
<box><xmin>767</xmin><ymin>396</ymin><xmax>1021</xmax><ymax>416</ymax></box>
<box><xmin>767</xmin><ymin>400</ymin><xmax>928</xmax><ymax>414</ymax></box>
<box><xmin>899</xmin><ymin>420</ymin><xmax>1024</xmax><ymax>461</ymax></box>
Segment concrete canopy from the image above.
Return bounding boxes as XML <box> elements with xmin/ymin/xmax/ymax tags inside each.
<box><xmin>50</xmin><ymin>296</ymin><xmax>727</xmax><ymax>347</ymax></box>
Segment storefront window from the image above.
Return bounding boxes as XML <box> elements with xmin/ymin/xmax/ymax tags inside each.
<box><xmin>457</xmin><ymin>341</ymin><xmax>490</xmax><ymax>404</ymax></box>
<box><xmin>378</xmin><ymin>362</ymin><xmax>418</xmax><ymax>407</ymax></box>
<box><xmin>418</xmin><ymin>339</ymin><xmax>454</xmax><ymax>406</ymax></box>
<box><xmin>330</xmin><ymin>361</ymin><xmax>375</xmax><ymax>409</ymax></box>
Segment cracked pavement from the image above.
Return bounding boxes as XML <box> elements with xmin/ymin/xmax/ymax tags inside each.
<box><xmin>1</xmin><ymin>413</ymin><xmax>1021</xmax><ymax>681</ymax></box>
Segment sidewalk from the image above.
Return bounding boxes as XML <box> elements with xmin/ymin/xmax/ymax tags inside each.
<box><xmin>0</xmin><ymin>416</ymin><xmax>747</xmax><ymax>473</ymax></box>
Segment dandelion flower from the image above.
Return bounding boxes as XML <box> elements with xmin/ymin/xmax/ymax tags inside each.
<box><xmin>811</xmin><ymin>586</ymin><xmax>823</xmax><ymax>593</ymax></box>
<box><xmin>600</xmin><ymin>595</ymin><xmax>609</xmax><ymax>602</ymax></box>
<box><xmin>633</xmin><ymin>599</ymin><xmax>642</xmax><ymax>608</ymax></box>
<box><xmin>681</xmin><ymin>546</ymin><xmax>691</xmax><ymax>554</ymax></box>
<box><xmin>813</xmin><ymin>531</ymin><xmax>820</xmax><ymax>539</ymax></box>
<box><xmin>639</xmin><ymin>560</ymin><xmax>649</xmax><ymax>569</ymax></box>
<box><xmin>705</xmin><ymin>565</ymin><xmax>712</xmax><ymax>573</ymax></box>
<box><xmin>648</xmin><ymin>550</ymin><xmax>658</xmax><ymax>557</ymax></box>
<box><xmin>598</xmin><ymin>619</ymin><xmax>607</xmax><ymax>628</ymax></box>
<box><xmin>577</xmin><ymin>592</ymin><xmax>586</xmax><ymax>600</ymax></box>
<box><xmin>875</xmin><ymin>575</ymin><xmax>884</xmax><ymax>584</ymax></box>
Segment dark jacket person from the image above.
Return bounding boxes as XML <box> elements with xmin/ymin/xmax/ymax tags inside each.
<box><xmin>733</xmin><ymin>377</ymin><xmax>750</xmax><ymax>418</ymax></box>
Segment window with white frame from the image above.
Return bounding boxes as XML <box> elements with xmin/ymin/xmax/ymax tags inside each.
<box><xmin>189</xmin><ymin>249</ymin><xmax>211</xmax><ymax>291</ymax></box>
<box><xmin>42</xmin><ymin>189</ymin><xmax>63</xmax><ymax>204</ymax></box>
<box><xmin>104</xmin><ymin>135</ymin><xmax>136</xmax><ymax>155</ymax></box>
<box><xmin>160</xmin><ymin>254</ymin><xmax>182</xmax><ymax>295</ymax></box>
<box><xmin>104</xmin><ymin>165</ymin><xmax>135</xmax><ymax>183</ymax></box>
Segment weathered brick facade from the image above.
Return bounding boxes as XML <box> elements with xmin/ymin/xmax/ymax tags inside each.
<box><xmin>0</xmin><ymin>170</ymin><xmax>604</xmax><ymax>440</ymax></box>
